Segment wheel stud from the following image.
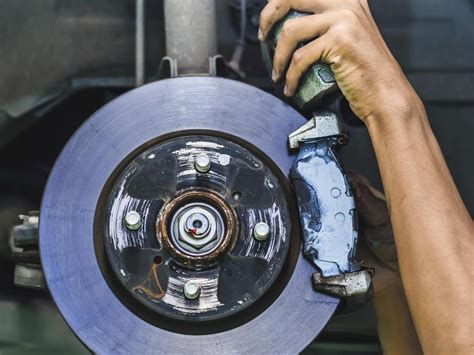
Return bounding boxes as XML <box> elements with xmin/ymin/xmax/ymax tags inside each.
<box><xmin>253</xmin><ymin>222</ymin><xmax>270</xmax><ymax>241</ymax></box>
<box><xmin>195</xmin><ymin>153</ymin><xmax>211</xmax><ymax>173</ymax></box>
<box><xmin>125</xmin><ymin>211</ymin><xmax>141</xmax><ymax>230</ymax></box>
<box><xmin>183</xmin><ymin>281</ymin><xmax>201</xmax><ymax>300</ymax></box>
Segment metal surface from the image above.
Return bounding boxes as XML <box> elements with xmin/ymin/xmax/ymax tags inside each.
<box><xmin>164</xmin><ymin>0</ymin><xmax>218</xmax><ymax>75</ymax></box>
<box><xmin>40</xmin><ymin>77</ymin><xmax>339</xmax><ymax>353</ymax></box>
<box><xmin>289</xmin><ymin>111</ymin><xmax>344</xmax><ymax>149</ymax></box>
<box><xmin>184</xmin><ymin>281</ymin><xmax>201</xmax><ymax>300</ymax></box>
<box><xmin>135</xmin><ymin>0</ymin><xmax>145</xmax><ymax>87</ymax></box>
<box><xmin>290</xmin><ymin>129</ymin><xmax>359</xmax><ymax>277</ymax></box>
<box><xmin>253</xmin><ymin>222</ymin><xmax>270</xmax><ymax>241</ymax></box>
<box><xmin>159</xmin><ymin>190</ymin><xmax>236</xmax><ymax>265</ymax></box>
<box><xmin>10</xmin><ymin>210</ymin><xmax>46</xmax><ymax>289</ymax></box>
<box><xmin>313</xmin><ymin>270</ymin><xmax>372</xmax><ymax>311</ymax></box>
<box><xmin>125</xmin><ymin>211</ymin><xmax>142</xmax><ymax>231</ymax></box>
<box><xmin>195</xmin><ymin>153</ymin><xmax>211</xmax><ymax>173</ymax></box>
<box><xmin>13</xmin><ymin>263</ymin><xmax>46</xmax><ymax>289</ymax></box>
<box><xmin>260</xmin><ymin>10</ymin><xmax>338</xmax><ymax>110</ymax></box>
<box><xmin>11</xmin><ymin>213</ymin><xmax>39</xmax><ymax>249</ymax></box>
<box><xmin>289</xmin><ymin>111</ymin><xmax>371</xmax><ymax>309</ymax></box>
<box><xmin>101</xmin><ymin>134</ymin><xmax>291</xmax><ymax>323</ymax></box>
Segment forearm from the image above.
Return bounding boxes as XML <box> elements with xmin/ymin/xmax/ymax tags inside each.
<box><xmin>373</xmin><ymin>277</ymin><xmax>422</xmax><ymax>355</ymax></box>
<box><xmin>367</xmin><ymin>93</ymin><xmax>474</xmax><ymax>353</ymax></box>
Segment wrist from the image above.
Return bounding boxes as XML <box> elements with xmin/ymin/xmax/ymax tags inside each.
<box><xmin>365</xmin><ymin>90</ymin><xmax>427</xmax><ymax>136</ymax></box>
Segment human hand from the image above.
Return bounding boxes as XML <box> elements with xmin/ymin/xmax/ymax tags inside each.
<box><xmin>259</xmin><ymin>0</ymin><xmax>420</xmax><ymax>126</ymax></box>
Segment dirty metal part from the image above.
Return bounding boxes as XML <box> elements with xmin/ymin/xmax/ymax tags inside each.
<box><xmin>260</xmin><ymin>10</ymin><xmax>338</xmax><ymax>110</ymax></box>
<box><xmin>135</xmin><ymin>0</ymin><xmax>145</xmax><ymax>87</ymax></box>
<box><xmin>183</xmin><ymin>281</ymin><xmax>201</xmax><ymax>300</ymax></box>
<box><xmin>290</xmin><ymin>112</ymin><xmax>359</xmax><ymax>277</ymax></box>
<box><xmin>164</xmin><ymin>0</ymin><xmax>217</xmax><ymax>75</ymax></box>
<box><xmin>288</xmin><ymin>111</ymin><xmax>344</xmax><ymax>149</ymax></box>
<box><xmin>101</xmin><ymin>134</ymin><xmax>291</xmax><ymax>323</ymax></box>
<box><xmin>0</xmin><ymin>198</ymin><xmax>35</xmax><ymax>259</ymax></box>
<box><xmin>194</xmin><ymin>153</ymin><xmax>211</xmax><ymax>173</ymax></box>
<box><xmin>159</xmin><ymin>55</ymin><xmax>227</xmax><ymax>78</ymax></box>
<box><xmin>159</xmin><ymin>190</ymin><xmax>236</xmax><ymax>264</ymax></box>
<box><xmin>11</xmin><ymin>212</ymin><xmax>39</xmax><ymax>249</ymax></box>
<box><xmin>291</xmin><ymin>135</ymin><xmax>360</xmax><ymax>277</ymax></box>
<box><xmin>14</xmin><ymin>263</ymin><xmax>47</xmax><ymax>289</ymax></box>
<box><xmin>290</xmin><ymin>110</ymin><xmax>371</xmax><ymax>307</ymax></box>
<box><xmin>124</xmin><ymin>211</ymin><xmax>142</xmax><ymax>231</ymax></box>
<box><xmin>253</xmin><ymin>222</ymin><xmax>270</xmax><ymax>241</ymax></box>
<box><xmin>40</xmin><ymin>77</ymin><xmax>338</xmax><ymax>353</ymax></box>
<box><xmin>10</xmin><ymin>211</ymin><xmax>46</xmax><ymax>289</ymax></box>
<box><xmin>313</xmin><ymin>270</ymin><xmax>372</xmax><ymax>311</ymax></box>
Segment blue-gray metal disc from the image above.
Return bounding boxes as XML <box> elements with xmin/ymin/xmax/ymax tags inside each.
<box><xmin>40</xmin><ymin>77</ymin><xmax>338</xmax><ymax>354</ymax></box>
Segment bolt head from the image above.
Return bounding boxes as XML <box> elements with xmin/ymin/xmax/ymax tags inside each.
<box><xmin>185</xmin><ymin>212</ymin><xmax>210</xmax><ymax>237</ymax></box>
<box><xmin>183</xmin><ymin>281</ymin><xmax>200</xmax><ymax>300</ymax></box>
<box><xmin>195</xmin><ymin>153</ymin><xmax>211</xmax><ymax>173</ymax></box>
<box><xmin>253</xmin><ymin>222</ymin><xmax>270</xmax><ymax>241</ymax></box>
<box><xmin>125</xmin><ymin>211</ymin><xmax>141</xmax><ymax>230</ymax></box>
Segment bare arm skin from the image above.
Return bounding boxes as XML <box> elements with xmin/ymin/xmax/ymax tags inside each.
<box><xmin>259</xmin><ymin>1</ymin><xmax>474</xmax><ymax>353</ymax></box>
<box><xmin>352</xmin><ymin>173</ymin><xmax>423</xmax><ymax>354</ymax></box>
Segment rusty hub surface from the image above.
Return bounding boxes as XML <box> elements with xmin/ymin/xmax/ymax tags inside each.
<box><xmin>99</xmin><ymin>134</ymin><xmax>294</xmax><ymax>324</ymax></box>
<box><xmin>159</xmin><ymin>190</ymin><xmax>237</xmax><ymax>266</ymax></box>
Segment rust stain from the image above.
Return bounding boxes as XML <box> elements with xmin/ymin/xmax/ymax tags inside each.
<box><xmin>133</xmin><ymin>262</ymin><xmax>165</xmax><ymax>300</ymax></box>
<box><xmin>158</xmin><ymin>189</ymin><xmax>237</xmax><ymax>267</ymax></box>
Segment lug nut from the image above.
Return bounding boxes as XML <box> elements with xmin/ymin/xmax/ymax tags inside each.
<box><xmin>183</xmin><ymin>281</ymin><xmax>201</xmax><ymax>300</ymax></box>
<box><xmin>194</xmin><ymin>153</ymin><xmax>211</xmax><ymax>173</ymax></box>
<box><xmin>253</xmin><ymin>222</ymin><xmax>270</xmax><ymax>241</ymax></box>
<box><xmin>125</xmin><ymin>211</ymin><xmax>141</xmax><ymax>230</ymax></box>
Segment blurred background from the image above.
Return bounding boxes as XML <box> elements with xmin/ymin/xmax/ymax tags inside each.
<box><xmin>0</xmin><ymin>0</ymin><xmax>472</xmax><ymax>353</ymax></box>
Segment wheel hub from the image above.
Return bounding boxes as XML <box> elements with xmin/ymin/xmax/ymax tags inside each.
<box><xmin>101</xmin><ymin>134</ymin><xmax>293</xmax><ymax>322</ymax></box>
<box><xmin>160</xmin><ymin>190</ymin><xmax>235</xmax><ymax>262</ymax></box>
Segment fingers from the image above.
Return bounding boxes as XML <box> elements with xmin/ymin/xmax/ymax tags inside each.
<box><xmin>259</xmin><ymin>0</ymin><xmax>291</xmax><ymax>41</ymax></box>
<box><xmin>283</xmin><ymin>36</ymin><xmax>328</xmax><ymax>96</ymax></box>
<box><xmin>272</xmin><ymin>14</ymin><xmax>332</xmax><ymax>81</ymax></box>
<box><xmin>259</xmin><ymin>0</ymin><xmax>332</xmax><ymax>41</ymax></box>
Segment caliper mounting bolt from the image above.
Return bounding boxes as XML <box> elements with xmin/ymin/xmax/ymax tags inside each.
<box><xmin>253</xmin><ymin>222</ymin><xmax>270</xmax><ymax>241</ymax></box>
<box><xmin>183</xmin><ymin>281</ymin><xmax>201</xmax><ymax>300</ymax></box>
<box><xmin>125</xmin><ymin>211</ymin><xmax>142</xmax><ymax>231</ymax></box>
<box><xmin>194</xmin><ymin>153</ymin><xmax>211</xmax><ymax>173</ymax></box>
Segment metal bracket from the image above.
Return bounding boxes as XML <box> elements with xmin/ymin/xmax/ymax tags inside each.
<box><xmin>10</xmin><ymin>211</ymin><xmax>46</xmax><ymax>290</ymax></box>
<box><xmin>289</xmin><ymin>110</ymin><xmax>344</xmax><ymax>149</ymax></box>
<box><xmin>313</xmin><ymin>269</ymin><xmax>372</xmax><ymax>311</ymax></box>
<box><xmin>159</xmin><ymin>55</ymin><xmax>227</xmax><ymax>79</ymax></box>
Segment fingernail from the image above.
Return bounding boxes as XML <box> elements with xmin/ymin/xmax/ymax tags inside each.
<box><xmin>284</xmin><ymin>85</ymin><xmax>291</xmax><ymax>96</ymax></box>
<box><xmin>271</xmin><ymin>69</ymin><xmax>278</xmax><ymax>82</ymax></box>
<box><xmin>258</xmin><ymin>28</ymin><xmax>264</xmax><ymax>41</ymax></box>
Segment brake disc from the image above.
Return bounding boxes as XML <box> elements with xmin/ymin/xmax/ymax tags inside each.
<box><xmin>40</xmin><ymin>77</ymin><xmax>338</xmax><ymax>353</ymax></box>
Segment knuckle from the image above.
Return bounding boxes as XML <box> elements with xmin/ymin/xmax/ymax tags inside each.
<box><xmin>274</xmin><ymin>0</ymin><xmax>284</xmax><ymax>12</ymax></box>
<box><xmin>332</xmin><ymin>28</ymin><xmax>353</xmax><ymax>46</ymax></box>
<box><xmin>340</xmin><ymin>8</ymin><xmax>359</xmax><ymax>23</ymax></box>
<box><xmin>292</xmin><ymin>48</ymin><xmax>305</xmax><ymax>66</ymax></box>
<box><xmin>280</xmin><ymin>20</ymin><xmax>295</xmax><ymax>39</ymax></box>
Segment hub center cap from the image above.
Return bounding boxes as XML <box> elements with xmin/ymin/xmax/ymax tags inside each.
<box><xmin>162</xmin><ymin>190</ymin><xmax>234</xmax><ymax>263</ymax></box>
